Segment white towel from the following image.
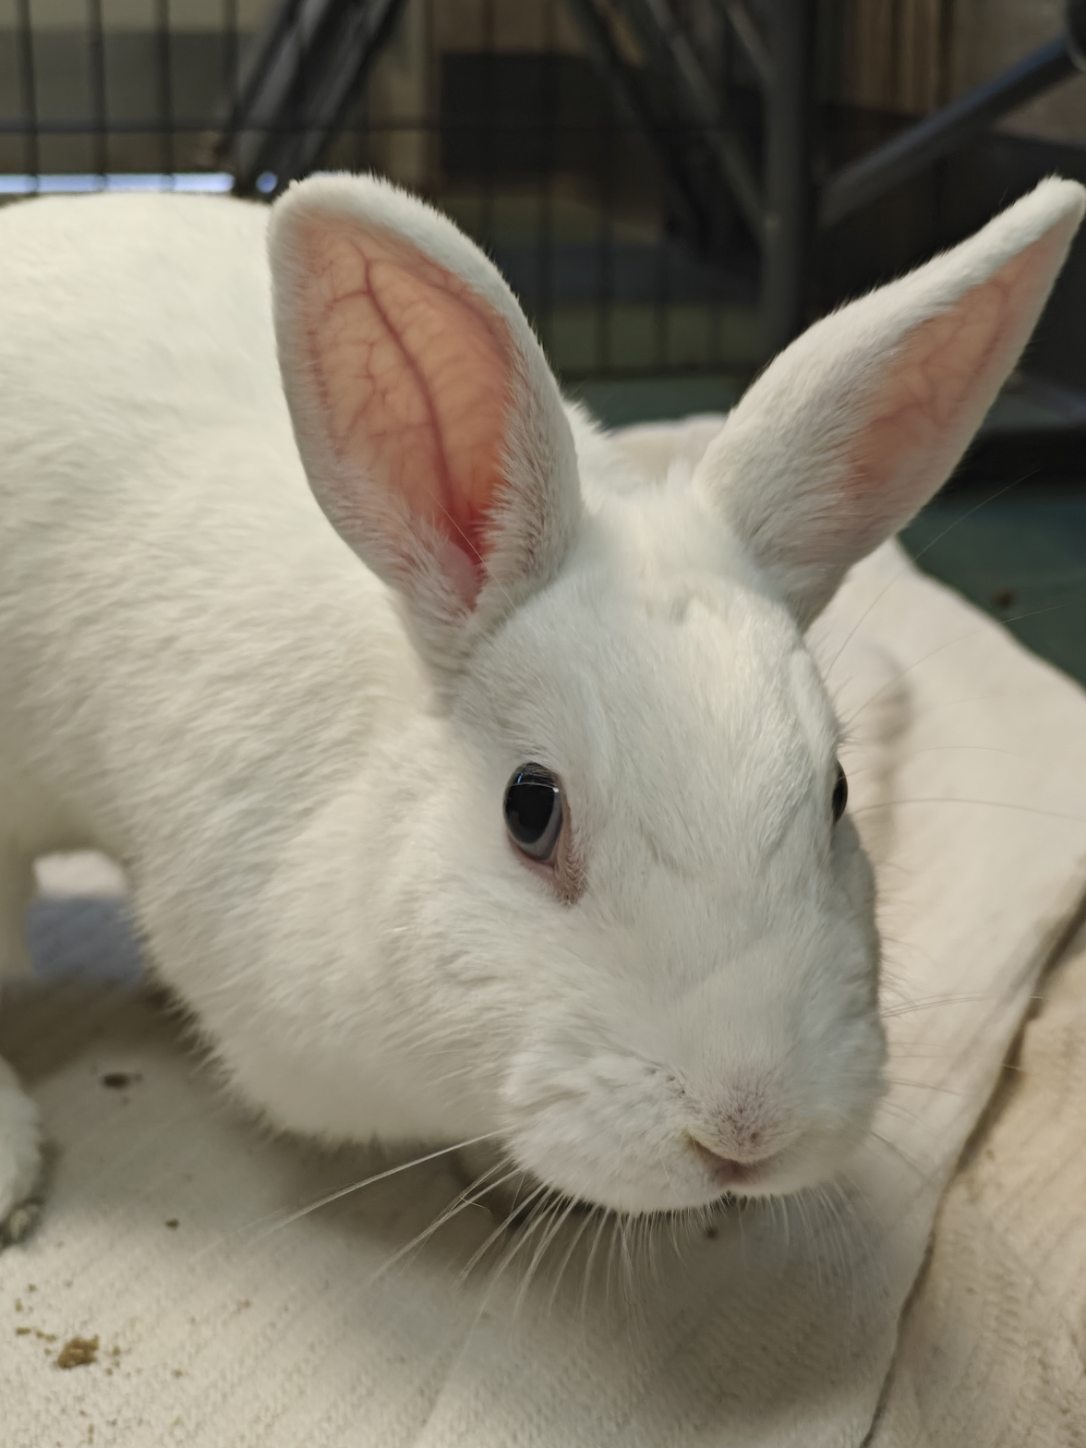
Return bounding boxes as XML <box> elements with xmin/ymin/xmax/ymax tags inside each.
<box><xmin>4</xmin><ymin>527</ymin><xmax>1086</xmax><ymax>1447</ymax></box>
<box><xmin>871</xmin><ymin>911</ymin><xmax>1086</xmax><ymax>1448</ymax></box>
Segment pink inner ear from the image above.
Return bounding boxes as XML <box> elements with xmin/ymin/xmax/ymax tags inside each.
<box><xmin>845</xmin><ymin>229</ymin><xmax>1066</xmax><ymax>550</ymax></box>
<box><xmin>297</xmin><ymin>217</ymin><xmax>515</xmax><ymax>595</ymax></box>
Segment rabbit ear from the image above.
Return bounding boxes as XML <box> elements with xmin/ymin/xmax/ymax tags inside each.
<box><xmin>695</xmin><ymin>178</ymin><xmax>1085</xmax><ymax>626</ymax></box>
<box><xmin>269</xmin><ymin>175</ymin><xmax>580</xmax><ymax>665</ymax></box>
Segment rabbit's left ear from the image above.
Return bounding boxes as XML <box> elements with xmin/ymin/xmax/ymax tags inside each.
<box><xmin>696</xmin><ymin>178</ymin><xmax>1085</xmax><ymax>626</ymax></box>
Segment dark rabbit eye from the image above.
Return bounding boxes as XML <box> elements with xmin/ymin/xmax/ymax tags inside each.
<box><xmin>504</xmin><ymin>764</ymin><xmax>562</xmax><ymax>862</ymax></box>
<box><xmin>832</xmin><ymin>761</ymin><xmax>848</xmax><ymax>823</ymax></box>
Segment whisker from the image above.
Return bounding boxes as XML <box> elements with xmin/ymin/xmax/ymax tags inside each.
<box><xmin>820</xmin><ymin>470</ymin><xmax>1036</xmax><ymax>682</ymax></box>
<box><xmin>846</xmin><ymin>744</ymin><xmax>1026</xmax><ymax>780</ymax></box>
<box><xmin>777</xmin><ymin>1192</ymin><xmax>792</xmax><ymax>1258</ymax></box>
<box><xmin>666</xmin><ymin>1204</ymin><xmax>683</xmax><ymax>1263</ymax></box>
<box><xmin>843</xmin><ymin>622</ymin><xmax>1020</xmax><ymax>730</ymax></box>
<box><xmin>368</xmin><ymin>1160</ymin><xmax>524</xmax><ymax>1287</ymax></box>
<box><xmin>868</xmin><ymin>1128</ymin><xmax>935</xmax><ymax>1187</ymax></box>
<box><xmin>514</xmin><ymin>1196</ymin><xmax>570</xmax><ymax>1319</ymax></box>
<box><xmin>545</xmin><ymin>1200</ymin><xmax>594</xmax><ymax>1319</ymax></box>
<box><xmin>604</xmin><ymin>1208</ymin><xmax>622</xmax><ymax>1315</ymax></box>
<box><xmin>580</xmin><ymin>1209</ymin><xmax>611</xmax><ymax>1330</ymax></box>
<box><xmin>883</xmin><ymin>1076</ymin><xmax>964</xmax><ymax>1097</ymax></box>
<box><xmin>790</xmin><ymin>1190</ymin><xmax>820</xmax><ymax>1294</ymax></box>
<box><xmin>735</xmin><ymin>1196</ymin><xmax>747</xmax><ymax>1267</ymax></box>
<box><xmin>878</xmin><ymin>933</ymin><xmax>943</xmax><ymax>978</ymax></box>
<box><xmin>438</xmin><ymin>1191</ymin><xmax>556</xmax><ymax>1379</ymax></box>
<box><xmin>618</xmin><ymin>1215</ymin><xmax>636</xmax><ymax>1322</ymax></box>
<box><xmin>846</xmin><ymin>688</ymin><xmax>1070</xmax><ymax>736</ymax></box>
<box><xmin>497</xmin><ymin>1199</ymin><xmax>558</xmax><ymax>1321</ymax></box>
<box><xmin>853</xmin><ymin>796</ymin><xmax>1086</xmax><ymax>828</ymax></box>
<box><xmin>205</xmin><ymin>1130</ymin><xmax>505</xmax><ymax>1257</ymax></box>
<box><xmin>1003</xmin><ymin>594</ymin><xmax>1086</xmax><ymax>627</ymax></box>
<box><xmin>882</xmin><ymin>990</ymin><xmax>995</xmax><ymax>1018</ymax></box>
<box><xmin>507</xmin><ymin>1201</ymin><xmax>554</xmax><ymax>1320</ymax></box>
<box><xmin>643</xmin><ymin>1213</ymin><xmax>664</xmax><ymax>1288</ymax></box>
<box><xmin>810</xmin><ymin>1185</ymin><xmax>847</xmax><ymax>1300</ymax></box>
<box><xmin>457</xmin><ymin>1180</ymin><xmax>549</xmax><ymax>1286</ymax></box>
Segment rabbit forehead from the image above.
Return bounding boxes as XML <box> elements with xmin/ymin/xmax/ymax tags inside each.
<box><xmin>465</xmin><ymin>559</ymin><xmax>837</xmax><ymax>874</ymax></box>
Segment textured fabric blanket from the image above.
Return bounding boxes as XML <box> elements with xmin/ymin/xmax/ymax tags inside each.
<box><xmin>871</xmin><ymin>911</ymin><xmax>1086</xmax><ymax>1448</ymax></box>
<box><xmin>3</xmin><ymin>531</ymin><xmax>1086</xmax><ymax>1447</ymax></box>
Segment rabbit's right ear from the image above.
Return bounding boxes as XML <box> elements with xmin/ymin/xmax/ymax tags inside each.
<box><xmin>695</xmin><ymin>178</ymin><xmax>1085</xmax><ymax>626</ymax></box>
<box><xmin>269</xmin><ymin>175</ymin><xmax>581</xmax><ymax>669</ymax></box>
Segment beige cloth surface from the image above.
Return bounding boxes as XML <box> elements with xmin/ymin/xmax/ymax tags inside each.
<box><xmin>3</xmin><ymin>540</ymin><xmax>1086</xmax><ymax>1447</ymax></box>
<box><xmin>871</xmin><ymin>914</ymin><xmax>1086</xmax><ymax>1448</ymax></box>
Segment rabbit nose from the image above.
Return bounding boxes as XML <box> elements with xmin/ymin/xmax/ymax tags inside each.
<box><xmin>686</xmin><ymin>1133</ymin><xmax>777</xmax><ymax>1186</ymax></box>
<box><xmin>702</xmin><ymin>1105</ymin><xmax>769</xmax><ymax>1158</ymax></box>
<box><xmin>725</xmin><ymin>1117</ymin><xmax>764</xmax><ymax>1157</ymax></box>
<box><xmin>689</xmin><ymin>1135</ymin><xmax>781</xmax><ymax>1181</ymax></box>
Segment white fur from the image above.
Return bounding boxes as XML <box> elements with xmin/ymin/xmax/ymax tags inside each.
<box><xmin>0</xmin><ymin>176</ymin><xmax>1080</xmax><ymax>1222</ymax></box>
<box><xmin>0</xmin><ymin>1059</ymin><xmax>40</xmax><ymax>1236</ymax></box>
<box><xmin>700</xmin><ymin>176</ymin><xmax>1085</xmax><ymax>623</ymax></box>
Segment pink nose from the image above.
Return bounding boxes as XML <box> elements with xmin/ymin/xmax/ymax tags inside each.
<box><xmin>688</xmin><ymin>1134</ymin><xmax>775</xmax><ymax>1186</ymax></box>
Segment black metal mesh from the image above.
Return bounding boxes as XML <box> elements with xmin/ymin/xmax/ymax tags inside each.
<box><xmin>0</xmin><ymin>0</ymin><xmax>772</xmax><ymax>382</ymax></box>
<box><xmin>2</xmin><ymin>0</ymin><xmax>1082</xmax><ymax>401</ymax></box>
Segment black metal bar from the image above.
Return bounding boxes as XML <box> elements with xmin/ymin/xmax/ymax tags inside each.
<box><xmin>353</xmin><ymin>8</ymin><xmax>371</xmax><ymax>173</ymax></box>
<box><xmin>268</xmin><ymin>0</ymin><xmax>408</xmax><ymax>191</ymax></box>
<box><xmin>424</xmin><ymin>0</ymin><xmax>438</xmax><ymax>192</ymax></box>
<box><xmin>562</xmin><ymin>0</ymin><xmax>710</xmax><ymax>253</ymax></box>
<box><xmin>87</xmin><ymin>0</ymin><xmax>108</xmax><ymax>180</ymax></box>
<box><xmin>622</xmin><ymin>0</ymin><xmax>764</xmax><ymax>241</ymax></box>
<box><xmin>157</xmin><ymin>0</ymin><xmax>175</xmax><ymax>181</ymax></box>
<box><xmin>596</xmin><ymin>5</ymin><xmax>616</xmax><ymax>373</ymax></box>
<box><xmin>480</xmin><ymin>0</ymin><xmax>496</xmax><ymax>251</ymax></box>
<box><xmin>654</xmin><ymin>205</ymin><xmax>671</xmax><ymax>370</ymax></box>
<box><xmin>821</xmin><ymin>38</ymin><xmax>1078</xmax><ymax>228</ymax></box>
<box><xmin>0</xmin><ymin>115</ymin><xmax>758</xmax><ymax>138</ymax></box>
<box><xmin>1069</xmin><ymin>0</ymin><xmax>1086</xmax><ymax>65</ymax></box>
<box><xmin>222</xmin><ymin>0</ymin><xmax>240</xmax><ymax>177</ymax></box>
<box><xmin>290</xmin><ymin>0</ymin><xmax>307</xmax><ymax>183</ymax></box>
<box><xmin>712</xmin><ymin>0</ymin><xmax>770</xmax><ymax>87</ymax></box>
<box><xmin>216</xmin><ymin>0</ymin><xmax>301</xmax><ymax>155</ymax></box>
<box><xmin>711</xmin><ymin>0</ymin><xmax>730</xmax><ymax>369</ymax></box>
<box><xmin>365</xmin><ymin>23</ymin><xmax>376</xmax><ymax>173</ymax></box>
<box><xmin>535</xmin><ymin>0</ymin><xmax>557</xmax><ymax>354</ymax></box>
<box><xmin>15</xmin><ymin>0</ymin><xmax>39</xmax><ymax>188</ymax></box>
<box><xmin>217</xmin><ymin>0</ymin><xmax>346</xmax><ymax>188</ymax></box>
<box><xmin>763</xmin><ymin>0</ymin><xmax>816</xmax><ymax>351</ymax></box>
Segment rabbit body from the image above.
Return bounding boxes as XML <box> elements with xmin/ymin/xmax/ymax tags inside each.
<box><xmin>0</xmin><ymin>175</ymin><xmax>1081</xmax><ymax>1231</ymax></box>
<box><xmin>0</xmin><ymin>193</ymin><xmax>541</xmax><ymax>1147</ymax></box>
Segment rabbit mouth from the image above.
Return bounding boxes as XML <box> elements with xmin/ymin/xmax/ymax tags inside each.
<box><xmin>686</xmin><ymin>1134</ymin><xmax>781</xmax><ymax>1191</ymax></box>
<box><xmin>471</xmin><ymin>1167</ymin><xmax>751</xmax><ymax>1233</ymax></box>
<box><xmin>476</xmin><ymin>1141</ymin><xmax>796</xmax><ymax>1223</ymax></box>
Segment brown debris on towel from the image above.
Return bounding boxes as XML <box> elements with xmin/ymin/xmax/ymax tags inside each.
<box><xmin>56</xmin><ymin>1336</ymin><xmax>99</xmax><ymax>1370</ymax></box>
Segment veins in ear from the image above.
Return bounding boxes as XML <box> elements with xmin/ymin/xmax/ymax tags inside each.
<box><xmin>302</xmin><ymin>224</ymin><xmax>515</xmax><ymax>583</ymax></box>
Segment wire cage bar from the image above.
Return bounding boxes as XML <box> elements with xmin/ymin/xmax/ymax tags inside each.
<box><xmin>0</xmin><ymin>0</ymin><xmax>1084</xmax><ymax>412</ymax></box>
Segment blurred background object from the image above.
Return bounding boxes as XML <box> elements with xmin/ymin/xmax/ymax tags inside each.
<box><xmin>1</xmin><ymin>0</ymin><xmax>1085</xmax><ymax>672</ymax></box>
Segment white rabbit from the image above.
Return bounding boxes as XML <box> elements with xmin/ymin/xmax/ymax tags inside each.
<box><xmin>0</xmin><ymin>174</ymin><xmax>1081</xmax><ymax>1233</ymax></box>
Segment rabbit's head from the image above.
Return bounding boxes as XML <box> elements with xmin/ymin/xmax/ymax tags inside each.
<box><xmin>270</xmin><ymin>175</ymin><xmax>1083</xmax><ymax>1214</ymax></box>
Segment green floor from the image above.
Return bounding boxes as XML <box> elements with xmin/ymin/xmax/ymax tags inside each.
<box><xmin>585</xmin><ymin>380</ymin><xmax>1086</xmax><ymax>690</ymax></box>
<box><xmin>903</xmin><ymin>489</ymin><xmax>1086</xmax><ymax>688</ymax></box>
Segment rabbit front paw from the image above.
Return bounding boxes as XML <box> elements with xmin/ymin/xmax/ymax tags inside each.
<box><xmin>0</xmin><ymin>1067</ymin><xmax>42</xmax><ymax>1245</ymax></box>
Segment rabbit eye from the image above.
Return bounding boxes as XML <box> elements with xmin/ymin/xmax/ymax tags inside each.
<box><xmin>832</xmin><ymin>761</ymin><xmax>848</xmax><ymax>823</ymax></box>
<box><xmin>504</xmin><ymin>764</ymin><xmax>563</xmax><ymax>862</ymax></box>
